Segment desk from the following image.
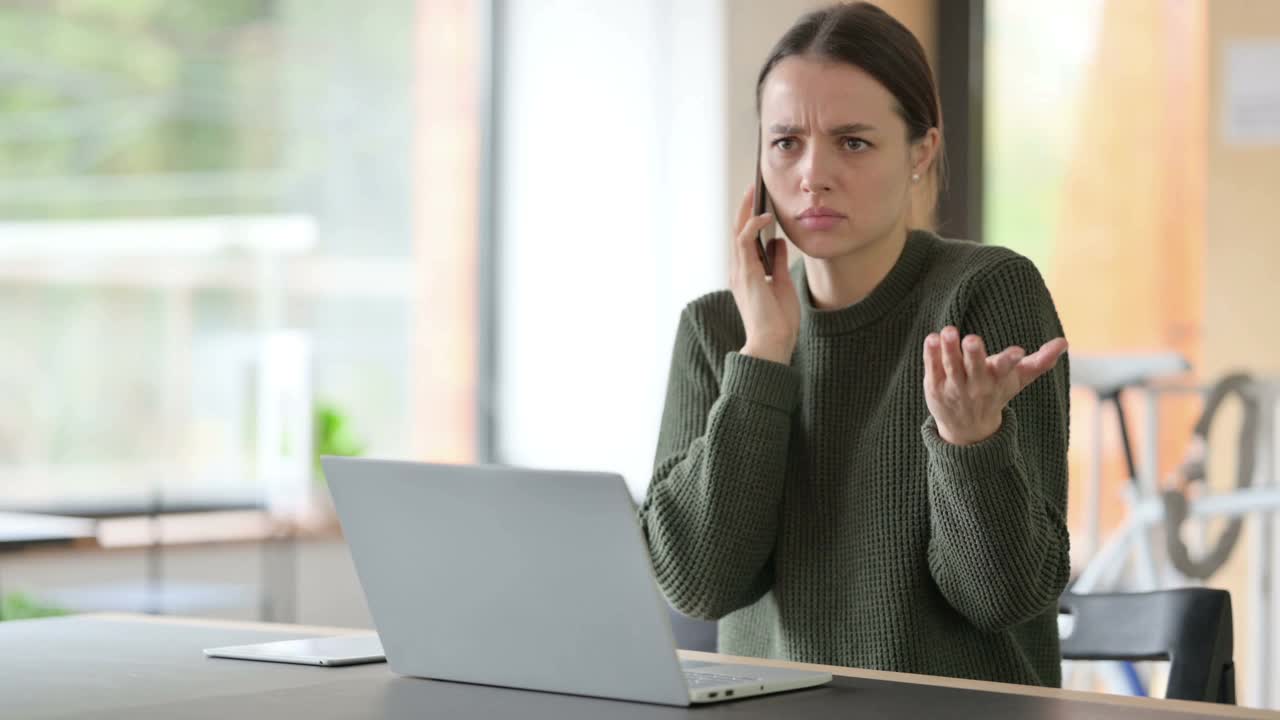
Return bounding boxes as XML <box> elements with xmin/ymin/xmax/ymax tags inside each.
<box><xmin>1</xmin><ymin>614</ymin><xmax>1274</xmax><ymax>719</ymax></box>
<box><xmin>0</xmin><ymin>512</ymin><xmax>97</xmax><ymax>621</ymax></box>
<box><xmin>0</xmin><ymin>495</ymin><xmax>268</xmax><ymax>519</ymax></box>
<box><xmin>0</xmin><ymin>500</ymin><xmax>298</xmax><ymax>621</ymax></box>
<box><xmin>0</xmin><ymin>512</ymin><xmax>96</xmax><ymax>550</ymax></box>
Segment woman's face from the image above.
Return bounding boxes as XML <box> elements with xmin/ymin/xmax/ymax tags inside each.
<box><xmin>758</xmin><ymin>55</ymin><xmax>932</xmax><ymax>259</ymax></box>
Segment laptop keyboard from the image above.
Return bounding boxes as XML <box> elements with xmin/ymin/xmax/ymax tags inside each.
<box><xmin>684</xmin><ymin>670</ymin><xmax>761</xmax><ymax>688</ymax></box>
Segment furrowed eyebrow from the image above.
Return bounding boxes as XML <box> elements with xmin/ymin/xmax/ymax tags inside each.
<box><xmin>768</xmin><ymin>122</ymin><xmax>877</xmax><ymax>135</ymax></box>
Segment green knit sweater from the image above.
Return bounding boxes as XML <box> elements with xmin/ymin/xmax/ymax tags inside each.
<box><xmin>639</xmin><ymin>229</ymin><xmax>1071</xmax><ymax>687</ymax></box>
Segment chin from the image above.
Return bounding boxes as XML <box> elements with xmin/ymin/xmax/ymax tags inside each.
<box><xmin>789</xmin><ymin>229</ymin><xmax>868</xmax><ymax>259</ymax></box>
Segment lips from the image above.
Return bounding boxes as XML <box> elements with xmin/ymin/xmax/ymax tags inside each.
<box><xmin>797</xmin><ymin>216</ymin><xmax>842</xmax><ymax>231</ymax></box>
<box><xmin>796</xmin><ymin>206</ymin><xmax>846</xmax><ymax>231</ymax></box>
<box><xmin>797</xmin><ymin>206</ymin><xmax>846</xmax><ymax>219</ymax></box>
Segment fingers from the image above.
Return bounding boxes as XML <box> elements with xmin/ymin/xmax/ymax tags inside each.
<box><xmin>734</xmin><ymin>212</ymin><xmax>775</xmax><ymax>275</ymax></box>
<box><xmin>961</xmin><ymin>334</ymin><xmax>987</xmax><ymax>382</ymax></box>
<box><xmin>986</xmin><ymin>345</ymin><xmax>1026</xmax><ymax>377</ymax></box>
<box><xmin>925</xmin><ymin>330</ymin><xmax>1069</xmax><ymax>440</ymax></box>
<box><xmin>1015</xmin><ymin>337</ymin><xmax>1069</xmax><ymax>387</ymax></box>
<box><xmin>730</xmin><ymin>185</ymin><xmax>753</xmax><ymax>273</ymax></box>
<box><xmin>939</xmin><ymin>326</ymin><xmax>965</xmax><ymax>384</ymax></box>
<box><xmin>923</xmin><ymin>333</ymin><xmax>945</xmax><ymax>390</ymax></box>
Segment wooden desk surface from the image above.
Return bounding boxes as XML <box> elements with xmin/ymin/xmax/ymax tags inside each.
<box><xmin>3</xmin><ymin>613</ymin><xmax>1275</xmax><ymax>719</ymax></box>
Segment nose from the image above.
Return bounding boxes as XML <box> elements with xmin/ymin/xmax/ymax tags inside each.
<box><xmin>799</xmin><ymin>146</ymin><xmax>833</xmax><ymax>195</ymax></box>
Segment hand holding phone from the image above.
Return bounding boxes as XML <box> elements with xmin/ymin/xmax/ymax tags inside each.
<box><xmin>753</xmin><ymin>132</ymin><xmax>775</xmax><ymax>277</ymax></box>
<box><xmin>728</xmin><ymin>132</ymin><xmax>800</xmax><ymax>366</ymax></box>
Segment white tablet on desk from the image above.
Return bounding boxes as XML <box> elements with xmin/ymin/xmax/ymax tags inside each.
<box><xmin>204</xmin><ymin>633</ymin><xmax>385</xmax><ymax>666</ymax></box>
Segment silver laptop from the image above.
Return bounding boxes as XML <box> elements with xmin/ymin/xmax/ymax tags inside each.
<box><xmin>321</xmin><ymin>457</ymin><xmax>832</xmax><ymax>706</ymax></box>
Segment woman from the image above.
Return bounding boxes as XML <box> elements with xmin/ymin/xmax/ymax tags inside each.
<box><xmin>639</xmin><ymin>2</ymin><xmax>1071</xmax><ymax>687</ymax></box>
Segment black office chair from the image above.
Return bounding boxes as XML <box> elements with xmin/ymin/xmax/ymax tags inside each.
<box><xmin>1059</xmin><ymin>588</ymin><xmax>1235</xmax><ymax>704</ymax></box>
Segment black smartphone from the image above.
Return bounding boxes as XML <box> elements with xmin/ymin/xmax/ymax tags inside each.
<box><xmin>753</xmin><ymin>129</ymin><xmax>775</xmax><ymax>277</ymax></box>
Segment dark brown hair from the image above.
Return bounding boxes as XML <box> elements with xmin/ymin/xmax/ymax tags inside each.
<box><xmin>756</xmin><ymin>2</ymin><xmax>945</xmax><ymax>224</ymax></box>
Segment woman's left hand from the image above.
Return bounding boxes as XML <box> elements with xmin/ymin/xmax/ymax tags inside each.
<box><xmin>923</xmin><ymin>326</ymin><xmax>1069</xmax><ymax>446</ymax></box>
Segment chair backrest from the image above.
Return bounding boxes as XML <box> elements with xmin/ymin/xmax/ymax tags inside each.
<box><xmin>1059</xmin><ymin>588</ymin><xmax>1235</xmax><ymax>704</ymax></box>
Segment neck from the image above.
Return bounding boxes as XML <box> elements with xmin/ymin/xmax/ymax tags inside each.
<box><xmin>803</xmin><ymin>226</ymin><xmax>910</xmax><ymax>310</ymax></box>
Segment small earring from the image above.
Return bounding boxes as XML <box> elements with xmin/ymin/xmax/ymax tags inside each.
<box><xmin>911</xmin><ymin>173</ymin><xmax>920</xmax><ymax>183</ymax></box>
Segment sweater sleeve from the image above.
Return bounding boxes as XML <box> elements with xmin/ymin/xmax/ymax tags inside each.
<box><xmin>639</xmin><ymin>305</ymin><xmax>799</xmax><ymax>621</ymax></box>
<box><xmin>922</xmin><ymin>256</ymin><xmax>1072</xmax><ymax>633</ymax></box>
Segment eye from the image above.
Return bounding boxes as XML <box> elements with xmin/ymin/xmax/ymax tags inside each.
<box><xmin>771</xmin><ymin>137</ymin><xmax>798</xmax><ymax>151</ymax></box>
<box><xmin>842</xmin><ymin>137</ymin><xmax>871</xmax><ymax>152</ymax></box>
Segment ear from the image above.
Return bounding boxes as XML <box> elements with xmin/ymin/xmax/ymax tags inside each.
<box><xmin>909</xmin><ymin>127</ymin><xmax>941</xmax><ymax>178</ymax></box>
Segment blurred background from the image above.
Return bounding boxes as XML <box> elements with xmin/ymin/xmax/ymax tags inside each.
<box><xmin>1</xmin><ymin>0</ymin><xmax>1279</xmax><ymax>709</ymax></box>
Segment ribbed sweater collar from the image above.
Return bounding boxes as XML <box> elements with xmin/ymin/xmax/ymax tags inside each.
<box><xmin>793</xmin><ymin>229</ymin><xmax>937</xmax><ymax>336</ymax></box>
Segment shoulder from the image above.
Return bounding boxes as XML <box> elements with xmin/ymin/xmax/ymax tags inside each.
<box><xmin>679</xmin><ymin>289</ymin><xmax>746</xmax><ymax>349</ymax></box>
<box><xmin>916</xmin><ymin>233</ymin><xmax>1051</xmax><ymax>309</ymax></box>
<box><xmin>935</xmin><ymin>241</ymin><xmax>1063</xmax><ymax>349</ymax></box>
<box><xmin>923</xmin><ymin>234</ymin><xmax>1037</xmax><ymax>286</ymax></box>
<box><xmin>670</xmin><ymin>290</ymin><xmax>746</xmax><ymax>375</ymax></box>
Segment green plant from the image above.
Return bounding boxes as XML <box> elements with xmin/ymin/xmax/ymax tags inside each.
<box><xmin>0</xmin><ymin>592</ymin><xmax>70</xmax><ymax>621</ymax></box>
<box><xmin>313</xmin><ymin>401</ymin><xmax>365</xmax><ymax>479</ymax></box>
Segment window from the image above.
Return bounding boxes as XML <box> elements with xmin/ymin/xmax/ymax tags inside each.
<box><xmin>0</xmin><ymin>1</ymin><xmax>425</xmax><ymax>510</ymax></box>
<box><xmin>985</xmin><ymin>0</ymin><xmax>1206</xmax><ymax>566</ymax></box>
<box><xmin>493</xmin><ymin>0</ymin><xmax>726</xmax><ymax>498</ymax></box>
